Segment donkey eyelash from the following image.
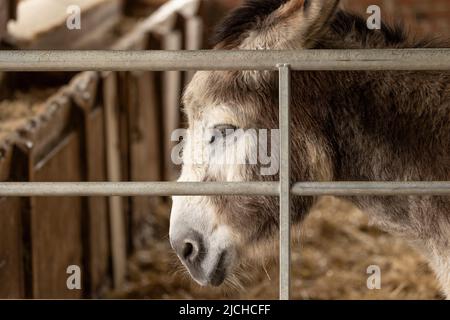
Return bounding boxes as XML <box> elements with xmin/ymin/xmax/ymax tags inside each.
<box><xmin>209</xmin><ymin>124</ymin><xmax>238</xmax><ymax>144</ymax></box>
<box><xmin>213</xmin><ymin>124</ymin><xmax>238</xmax><ymax>132</ymax></box>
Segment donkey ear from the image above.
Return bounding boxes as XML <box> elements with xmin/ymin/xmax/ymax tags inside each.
<box><xmin>214</xmin><ymin>0</ymin><xmax>340</xmax><ymax>49</ymax></box>
<box><xmin>300</xmin><ymin>0</ymin><xmax>341</xmax><ymax>47</ymax></box>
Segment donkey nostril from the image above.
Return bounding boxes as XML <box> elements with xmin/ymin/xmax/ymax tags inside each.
<box><xmin>174</xmin><ymin>230</ymin><xmax>205</xmax><ymax>265</ymax></box>
<box><xmin>182</xmin><ymin>241</ymin><xmax>195</xmax><ymax>260</ymax></box>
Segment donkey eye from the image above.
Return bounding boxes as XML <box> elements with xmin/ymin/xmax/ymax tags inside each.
<box><xmin>209</xmin><ymin>124</ymin><xmax>237</xmax><ymax>144</ymax></box>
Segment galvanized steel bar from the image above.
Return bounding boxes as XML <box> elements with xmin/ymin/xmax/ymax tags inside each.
<box><xmin>0</xmin><ymin>49</ymin><xmax>449</xmax><ymax>71</ymax></box>
<box><xmin>291</xmin><ymin>181</ymin><xmax>450</xmax><ymax>196</ymax></box>
<box><xmin>0</xmin><ymin>182</ymin><xmax>279</xmax><ymax>196</ymax></box>
<box><xmin>278</xmin><ymin>64</ymin><xmax>291</xmax><ymax>300</ymax></box>
<box><xmin>0</xmin><ymin>181</ymin><xmax>449</xmax><ymax>197</ymax></box>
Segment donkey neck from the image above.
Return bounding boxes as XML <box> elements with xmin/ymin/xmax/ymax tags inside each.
<box><xmin>299</xmin><ymin>69</ymin><xmax>449</xmax><ymax>183</ymax></box>
<box><xmin>298</xmin><ymin>11</ymin><xmax>450</xmax><ymax>182</ymax></box>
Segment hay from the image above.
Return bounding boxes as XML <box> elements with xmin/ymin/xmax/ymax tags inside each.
<box><xmin>0</xmin><ymin>88</ymin><xmax>56</xmax><ymax>141</ymax></box>
<box><xmin>108</xmin><ymin>197</ymin><xmax>442</xmax><ymax>300</ymax></box>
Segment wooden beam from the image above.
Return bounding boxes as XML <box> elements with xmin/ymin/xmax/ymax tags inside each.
<box><xmin>103</xmin><ymin>72</ymin><xmax>127</xmax><ymax>289</ymax></box>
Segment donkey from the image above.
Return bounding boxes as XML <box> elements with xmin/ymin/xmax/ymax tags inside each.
<box><xmin>169</xmin><ymin>0</ymin><xmax>450</xmax><ymax>297</ymax></box>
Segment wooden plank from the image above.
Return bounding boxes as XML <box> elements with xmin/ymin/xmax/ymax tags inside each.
<box><xmin>3</xmin><ymin>84</ymin><xmax>83</xmax><ymax>299</ymax></box>
<box><xmin>9</xmin><ymin>0</ymin><xmax>18</xmax><ymax>20</ymax></box>
<box><xmin>0</xmin><ymin>0</ymin><xmax>8</xmax><ymax>41</ymax></box>
<box><xmin>112</xmin><ymin>0</ymin><xmax>200</xmax><ymax>50</ymax></box>
<box><xmin>0</xmin><ymin>142</ymin><xmax>25</xmax><ymax>298</ymax></box>
<box><xmin>128</xmin><ymin>70</ymin><xmax>163</xmax><ymax>248</ymax></box>
<box><xmin>116</xmin><ymin>72</ymin><xmax>131</xmax><ymax>240</ymax></box>
<box><xmin>0</xmin><ymin>197</ymin><xmax>24</xmax><ymax>298</ymax></box>
<box><xmin>29</xmin><ymin>133</ymin><xmax>83</xmax><ymax>299</ymax></box>
<box><xmin>16</xmin><ymin>92</ymin><xmax>73</xmax><ymax>161</ymax></box>
<box><xmin>0</xmin><ymin>0</ymin><xmax>16</xmax><ymax>42</ymax></box>
<box><xmin>69</xmin><ymin>71</ymin><xmax>111</xmax><ymax>296</ymax></box>
<box><xmin>84</xmin><ymin>107</ymin><xmax>111</xmax><ymax>296</ymax></box>
<box><xmin>117</xmin><ymin>72</ymin><xmax>130</xmax><ymax>183</ymax></box>
<box><xmin>103</xmin><ymin>72</ymin><xmax>127</xmax><ymax>289</ymax></box>
<box><xmin>121</xmin><ymin>36</ymin><xmax>162</xmax><ymax>249</ymax></box>
<box><xmin>184</xmin><ymin>15</ymin><xmax>203</xmax><ymax>83</ymax></box>
<box><xmin>69</xmin><ymin>72</ymin><xmax>99</xmax><ymax>111</ymax></box>
<box><xmin>134</xmin><ymin>72</ymin><xmax>162</xmax><ymax>183</ymax></box>
<box><xmin>0</xmin><ymin>0</ymin><xmax>16</xmax><ymax>78</ymax></box>
<box><xmin>124</xmin><ymin>0</ymin><xmax>167</xmax><ymax>17</ymax></box>
<box><xmin>162</xmin><ymin>30</ymin><xmax>182</xmax><ymax>181</ymax></box>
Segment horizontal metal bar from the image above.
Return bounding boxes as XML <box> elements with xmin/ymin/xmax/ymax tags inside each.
<box><xmin>0</xmin><ymin>49</ymin><xmax>449</xmax><ymax>71</ymax></box>
<box><xmin>0</xmin><ymin>182</ymin><xmax>449</xmax><ymax>197</ymax></box>
<box><xmin>291</xmin><ymin>182</ymin><xmax>450</xmax><ymax>196</ymax></box>
<box><xmin>0</xmin><ymin>182</ymin><xmax>279</xmax><ymax>196</ymax></box>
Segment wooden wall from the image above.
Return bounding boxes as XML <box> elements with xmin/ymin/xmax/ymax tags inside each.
<box><xmin>0</xmin><ymin>73</ymin><xmax>112</xmax><ymax>298</ymax></box>
<box><xmin>0</xmin><ymin>0</ymin><xmax>15</xmax><ymax>41</ymax></box>
<box><xmin>0</xmin><ymin>0</ymin><xmax>203</xmax><ymax>298</ymax></box>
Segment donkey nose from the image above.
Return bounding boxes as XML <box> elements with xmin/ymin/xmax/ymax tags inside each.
<box><xmin>172</xmin><ymin>230</ymin><xmax>205</xmax><ymax>266</ymax></box>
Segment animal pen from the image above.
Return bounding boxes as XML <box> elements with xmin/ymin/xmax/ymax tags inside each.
<box><xmin>1</xmin><ymin>49</ymin><xmax>450</xmax><ymax>299</ymax></box>
<box><xmin>0</xmin><ymin>0</ymin><xmax>450</xmax><ymax>300</ymax></box>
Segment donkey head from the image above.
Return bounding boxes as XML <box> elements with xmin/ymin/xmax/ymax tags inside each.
<box><xmin>170</xmin><ymin>0</ymin><xmax>338</xmax><ymax>287</ymax></box>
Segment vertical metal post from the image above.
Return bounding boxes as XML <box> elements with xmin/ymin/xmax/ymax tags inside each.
<box><xmin>278</xmin><ymin>64</ymin><xmax>291</xmax><ymax>300</ymax></box>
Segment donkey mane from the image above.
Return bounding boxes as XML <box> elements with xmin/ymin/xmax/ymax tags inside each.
<box><xmin>212</xmin><ymin>0</ymin><xmax>290</xmax><ymax>46</ymax></box>
<box><xmin>320</xmin><ymin>10</ymin><xmax>449</xmax><ymax>49</ymax></box>
<box><xmin>212</xmin><ymin>0</ymin><xmax>449</xmax><ymax>49</ymax></box>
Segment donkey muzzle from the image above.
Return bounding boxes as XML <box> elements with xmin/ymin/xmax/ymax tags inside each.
<box><xmin>170</xmin><ymin>229</ymin><xmax>230</xmax><ymax>286</ymax></box>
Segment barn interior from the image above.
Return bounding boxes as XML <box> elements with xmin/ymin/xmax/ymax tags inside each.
<box><xmin>0</xmin><ymin>0</ymin><xmax>448</xmax><ymax>299</ymax></box>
